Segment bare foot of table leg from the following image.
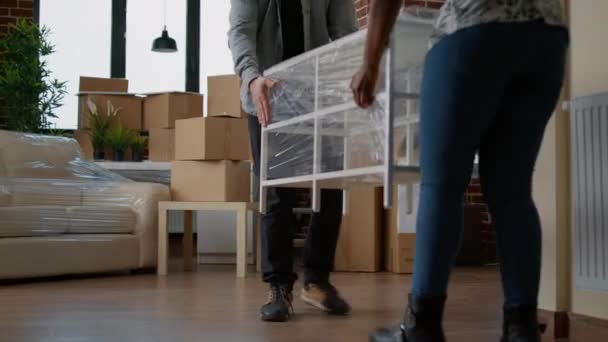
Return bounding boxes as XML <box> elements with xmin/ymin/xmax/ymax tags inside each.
<box><xmin>183</xmin><ymin>210</ymin><xmax>194</xmax><ymax>272</ymax></box>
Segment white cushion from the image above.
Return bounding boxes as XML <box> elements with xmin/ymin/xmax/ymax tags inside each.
<box><xmin>0</xmin><ymin>206</ymin><xmax>69</xmax><ymax>237</ymax></box>
<box><xmin>66</xmin><ymin>206</ymin><xmax>135</xmax><ymax>234</ymax></box>
<box><xmin>9</xmin><ymin>181</ymin><xmax>83</xmax><ymax>207</ymax></box>
<box><xmin>0</xmin><ymin>131</ymin><xmax>82</xmax><ymax>179</ymax></box>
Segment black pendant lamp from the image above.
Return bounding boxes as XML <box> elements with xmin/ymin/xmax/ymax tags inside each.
<box><xmin>152</xmin><ymin>0</ymin><xmax>177</xmax><ymax>52</ymax></box>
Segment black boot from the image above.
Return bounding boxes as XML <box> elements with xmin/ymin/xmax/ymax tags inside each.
<box><xmin>260</xmin><ymin>283</ymin><xmax>293</xmax><ymax>322</ymax></box>
<box><xmin>500</xmin><ymin>306</ymin><xmax>543</xmax><ymax>342</ymax></box>
<box><xmin>370</xmin><ymin>294</ymin><xmax>446</xmax><ymax>342</ymax></box>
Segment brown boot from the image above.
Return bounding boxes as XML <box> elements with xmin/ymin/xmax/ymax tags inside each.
<box><xmin>300</xmin><ymin>282</ymin><xmax>351</xmax><ymax>315</ymax></box>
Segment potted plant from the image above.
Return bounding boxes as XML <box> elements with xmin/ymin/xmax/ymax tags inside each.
<box><xmin>130</xmin><ymin>135</ymin><xmax>147</xmax><ymax>162</ymax></box>
<box><xmin>0</xmin><ymin>19</ymin><xmax>66</xmax><ymax>132</ymax></box>
<box><xmin>87</xmin><ymin>99</ymin><xmax>112</xmax><ymax>160</ymax></box>
<box><xmin>46</xmin><ymin>128</ymin><xmax>67</xmax><ymax>137</ymax></box>
<box><xmin>107</xmin><ymin>125</ymin><xmax>135</xmax><ymax>161</ymax></box>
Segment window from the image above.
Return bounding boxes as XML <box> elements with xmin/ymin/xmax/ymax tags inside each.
<box><xmin>126</xmin><ymin>0</ymin><xmax>187</xmax><ymax>93</ymax></box>
<box><xmin>40</xmin><ymin>0</ymin><xmax>112</xmax><ymax>129</ymax></box>
<box><xmin>200</xmin><ymin>0</ymin><xmax>234</xmax><ymax>100</ymax></box>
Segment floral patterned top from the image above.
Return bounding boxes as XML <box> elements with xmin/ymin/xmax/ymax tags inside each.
<box><xmin>430</xmin><ymin>0</ymin><xmax>566</xmax><ymax>46</ymax></box>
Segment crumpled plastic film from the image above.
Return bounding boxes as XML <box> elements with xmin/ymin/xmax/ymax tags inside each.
<box><xmin>0</xmin><ymin>130</ymin><xmax>129</xmax><ymax>182</ymax></box>
<box><xmin>105</xmin><ymin>169</ymin><xmax>171</xmax><ymax>185</ymax></box>
<box><xmin>0</xmin><ymin>130</ymin><xmax>169</xmax><ymax>239</ymax></box>
<box><xmin>262</xmin><ymin>9</ymin><xmax>434</xmax><ymax>183</ymax></box>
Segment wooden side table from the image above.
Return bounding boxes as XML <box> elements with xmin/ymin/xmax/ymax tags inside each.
<box><xmin>157</xmin><ymin>201</ymin><xmax>259</xmax><ymax>278</ymax></box>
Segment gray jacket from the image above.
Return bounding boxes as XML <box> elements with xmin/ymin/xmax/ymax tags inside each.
<box><xmin>228</xmin><ymin>0</ymin><xmax>359</xmax><ymax>114</ymax></box>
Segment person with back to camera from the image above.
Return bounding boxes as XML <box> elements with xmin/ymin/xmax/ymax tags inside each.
<box><xmin>351</xmin><ymin>0</ymin><xmax>568</xmax><ymax>341</ymax></box>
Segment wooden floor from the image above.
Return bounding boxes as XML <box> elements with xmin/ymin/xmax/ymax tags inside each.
<box><xmin>0</xmin><ymin>266</ymin><xmax>605</xmax><ymax>342</ymax></box>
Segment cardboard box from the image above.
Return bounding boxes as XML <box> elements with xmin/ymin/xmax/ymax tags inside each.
<box><xmin>349</xmin><ymin>150</ymin><xmax>382</xmax><ymax>169</ymax></box>
<box><xmin>384</xmin><ymin>185</ymin><xmax>417</xmax><ymax>274</ymax></box>
<box><xmin>174</xmin><ymin>117</ymin><xmax>249</xmax><ymax>161</ymax></box>
<box><xmin>388</xmin><ymin>233</ymin><xmax>416</xmax><ymax>274</ymax></box>
<box><xmin>79</xmin><ymin>76</ymin><xmax>128</xmax><ymax>92</ymax></box>
<box><xmin>171</xmin><ymin>160</ymin><xmax>251</xmax><ymax>202</ymax></box>
<box><xmin>72</xmin><ymin>129</ymin><xmax>113</xmax><ymax>161</ymax></box>
<box><xmin>149</xmin><ymin>129</ymin><xmax>175</xmax><ymax>161</ymax></box>
<box><xmin>73</xmin><ymin>129</ymin><xmax>94</xmax><ymax>160</ymax></box>
<box><xmin>207</xmin><ymin>75</ymin><xmax>246</xmax><ymax>119</ymax></box>
<box><xmin>334</xmin><ymin>185</ymin><xmax>383</xmax><ymax>272</ymax></box>
<box><xmin>143</xmin><ymin>92</ymin><xmax>204</xmax><ymax>129</ymax></box>
<box><xmin>78</xmin><ymin>93</ymin><xmax>143</xmax><ymax>130</ymax></box>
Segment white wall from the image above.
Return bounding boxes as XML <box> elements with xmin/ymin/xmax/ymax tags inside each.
<box><xmin>536</xmin><ymin>110</ymin><xmax>571</xmax><ymax>313</ymax></box>
<box><xmin>534</xmin><ymin>0</ymin><xmax>572</xmax><ymax>314</ymax></box>
<box><xmin>196</xmin><ymin>211</ymin><xmax>255</xmax><ymax>264</ymax></box>
<box><xmin>569</xmin><ymin>0</ymin><xmax>608</xmax><ymax>320</ymax></box>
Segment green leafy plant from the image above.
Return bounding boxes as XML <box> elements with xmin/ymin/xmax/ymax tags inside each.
<box><xmin>0</xmin><ymin>18</ymin><xmax>67</xmax><ymax>132</ymax></box>
<box><xmin>106</xmin><ymin>125</ymin><xmax>135</xmax><ymax>153</ymax></box>
<box><xmin>46</xmin><ymin>128</ymin><xmax>66</xmax><ymax>137</ymax></box>
<box><xmin>130</xmin><ymin>135</ymin><xmax>147</xmax><ymax>155</ymax></box>
<box><xmin>87</xmin><ymin>99</ymin><xmax>114</xmax><ymax>151</ymax></box>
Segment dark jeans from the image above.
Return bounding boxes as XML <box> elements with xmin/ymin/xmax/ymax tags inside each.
<box><xmin>248</xmin><ymin>115</ymin><xmax>343</xmax><ymax>286</ymax></box>
<box><xmin>412</xmin><ymin>21</ymin><xmax>569</xmax><ymax>309</ymax></box>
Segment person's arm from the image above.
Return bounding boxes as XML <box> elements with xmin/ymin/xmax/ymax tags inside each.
<box><xmin>228</xmin><ymin>0</ymin><xmax>275</xmax><ymax>127</ymax></box>
<box><xmin>326</xmin><ymin>0</ymin><xmax>359</xmax><ymax>40</ymax></box>
<box><xmin>351</xmin><ymin>0</ymin><xmax>402</xmax><ymax>108</ymax></box>
<box><xmin>228</xmin><ymin>0</ymin><xmax>260</xmax><ymax>92</ymax></box>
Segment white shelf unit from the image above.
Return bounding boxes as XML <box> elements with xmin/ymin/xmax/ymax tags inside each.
<box><xmin>259</xmin><ymin>14</ymin><xmax>434</xmax><ymax>213</ymax></box>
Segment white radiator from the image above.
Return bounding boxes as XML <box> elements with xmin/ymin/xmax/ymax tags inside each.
<box><xmin>570</xmin><ymin>92</ymin><xmax>608</xmax><ymax>291</ymax></box>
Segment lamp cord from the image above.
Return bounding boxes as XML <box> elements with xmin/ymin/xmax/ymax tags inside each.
<box><xmin>163</xmin><ymin>0</ymin><xmax>167</xmax><ymax>29</ymax></box>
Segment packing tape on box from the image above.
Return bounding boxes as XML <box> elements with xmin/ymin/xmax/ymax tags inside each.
<box><xmin>225</xmin><ymin>119</ymin><xmax>232</xmax><ymax>157</ymax></box>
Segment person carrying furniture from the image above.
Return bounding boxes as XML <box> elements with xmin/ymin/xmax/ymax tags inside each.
<box><xmin>228</xmin><ymin>0</ymin><xmax>358</xmax><ymax>322</ymax></box>
<box><xmin>351</xmin><ymin>0</ymin><xmax>568</xmax><ymax>341</ymax></box>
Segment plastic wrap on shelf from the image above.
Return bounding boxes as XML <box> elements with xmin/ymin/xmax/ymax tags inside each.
<box><xmin>0</xmin><ymin>130</ymin><xmax>170</xmax><ymax>238</ymax></box>
<box><xmin>262</xmin><ymin>11</ymin><xmax>431</xmax><ymax>187</ymax></box>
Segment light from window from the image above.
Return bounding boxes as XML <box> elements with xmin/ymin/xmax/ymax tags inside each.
<box><xmin>126</xmin><ymin>0</ymin><xmax>186</xmax><ymax>94</ymax></box>
<box><xmin>40</xmin><ymin>0</ymin><xmax>112</xmax><ymax>129</ymax></box>
<box><xmin>200</xmin><ymin>0</ymin><xmax>234</xmax><ymax>100</ymax></box>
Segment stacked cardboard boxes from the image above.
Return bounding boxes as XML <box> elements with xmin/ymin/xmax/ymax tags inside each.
<box><xmin>170</xmin><ymin>75</ymin><xmax>251</xmax><ymax>202</ymax></box>
<box><xmin>144</xmin><ymin>91</ymin><xmax>204</xmax><ymax>161</ymax></box>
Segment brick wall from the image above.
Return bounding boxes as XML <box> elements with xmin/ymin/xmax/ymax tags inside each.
<box><xmin>0</xmin><ymin>0</ymin><xmax>33</xmax><ymax>33</ymax></box>
<box><xmin>354</xmin><ymin>0</ymin><xmax>445</xmax><ymax>27</ymax></box>
<box><xmin>0</xmin><ymin>0</ymin><xmax>33</xmax><ymax>129</ymax></box>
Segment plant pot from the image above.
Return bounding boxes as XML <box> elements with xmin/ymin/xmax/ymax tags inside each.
<box><xmin>132</xmin><ymin>151</ymin><xmax>143</xmax><ymax>162</ymax></box>
<box><xmin>93</xmin><ymin>149</ymin><xmax>105</xmax><ymax>161</ymax></box>
<box><xmin>113</xmin><ymin>150</ymin><xmax>125</xmax><ymax>161</ymax></box>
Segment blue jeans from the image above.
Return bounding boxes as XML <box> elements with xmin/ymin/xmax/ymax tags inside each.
<box><xmin>412</xmin><ymin>20</ymin><xmax>569</xmax><ymax>308</ymax></box>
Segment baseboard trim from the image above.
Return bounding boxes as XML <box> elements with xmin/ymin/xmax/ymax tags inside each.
<box><xmin>569</xmin><ymin>312</ymin><xmax>608</xmax><ymax>341</ymax></box>
<box><xmin>197</xmin><ymin>253</ymin><xmax>255</xmax><ymax>265</ymax></box>
<box><xmin>538</xmin><ymin>309</ymin><xmax>569</xmax><ymax>339</ymax></box>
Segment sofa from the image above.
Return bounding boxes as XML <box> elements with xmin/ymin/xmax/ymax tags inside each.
<box><xmin>0</xmin><ymin>130</ymin><xmax>170</xmax><ymax>279</ymax></box>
